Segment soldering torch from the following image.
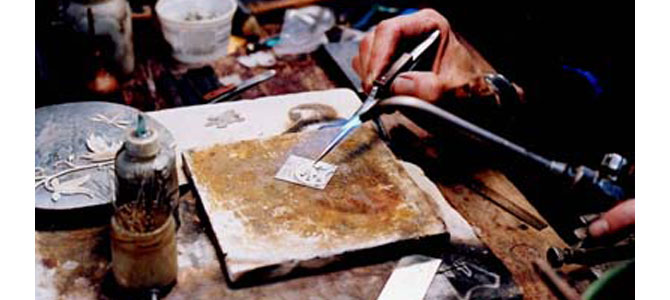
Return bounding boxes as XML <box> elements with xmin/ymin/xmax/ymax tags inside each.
<box><xmin>359</xmin><ymin>95</ymin><xmax>634</xmax><ymax>213</ymax></box>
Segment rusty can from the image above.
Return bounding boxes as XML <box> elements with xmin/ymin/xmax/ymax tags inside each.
<box><xmin>110</xmin><ymin>203</ymin><xmax>177</xmax><ymax>291</ymax></box>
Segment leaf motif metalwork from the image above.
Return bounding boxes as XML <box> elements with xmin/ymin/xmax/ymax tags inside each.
<box><xmin>82</xmin><ymin>134</ymin><xmax>122</xmax><ymax>162</ymax></box>
<box><xmin>90</xmin><ymin>113</ymin><xmax>131</xmax><ymax>129</ymax></box>
<box><xmin>50</xmin><ymin>175</ymin><xmax>94</xmax><ymax>199</ymax></box>
<box><xmin>205</xmin><ymin>110</ymin><xmax>245</xmax><ymax>129</ymax></box>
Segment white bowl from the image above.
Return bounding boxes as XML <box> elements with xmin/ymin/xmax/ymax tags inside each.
<box><xmin>156</xmin><ymin>0</ymin><xmax>237</xmax><ymax>64</ymax></box>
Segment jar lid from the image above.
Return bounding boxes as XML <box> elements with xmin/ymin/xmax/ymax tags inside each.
<box><xmin>124</xmin><ymin>128</ymin><xmax>159</xmax><ymax>158</ymax></box>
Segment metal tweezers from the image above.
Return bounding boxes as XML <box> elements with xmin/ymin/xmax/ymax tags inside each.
<box><xmin>313</xmin><ymin>29</ymin><xmax>441</xmax><ymax>165</ymax></box>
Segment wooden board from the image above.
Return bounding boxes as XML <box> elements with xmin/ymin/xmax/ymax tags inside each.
<box><xmin>438</xmin><ymin>170</ymin><xmax>572</xmax><ymax>300</ymax></box>
<box><xmin>183</xmin><ymin>124</ymin><xmax>449</xmax><ymax>283</ymax></box>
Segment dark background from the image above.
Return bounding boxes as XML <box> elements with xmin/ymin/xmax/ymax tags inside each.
<box><xmin>425</xmin><ymin>1</ymin><xmax>634</xmax><ymax>240</ymax></box>
<box><xmin>36</xmin><ymin>0</ymin><xmax>634</xmax><ymax>241</ymax></box>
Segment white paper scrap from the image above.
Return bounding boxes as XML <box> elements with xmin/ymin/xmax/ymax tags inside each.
<box><xmin>376</xmin><ymin>255</ymin><xmax>443</xmax><ymax>300</ymax></box>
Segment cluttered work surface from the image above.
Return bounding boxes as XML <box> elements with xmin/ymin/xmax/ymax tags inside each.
<box><xmin>36</xmin><ymin>90</ymin><xmax>571</xmax><ymax>299</ymax></box>
<box><xmin>35</xmin><ymin>5</ymin><xmax>575</xmax><ymax>300</ymax></box>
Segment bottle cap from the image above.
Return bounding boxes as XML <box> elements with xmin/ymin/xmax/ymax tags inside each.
<box><xmin>124</xmin><ymin>115</ymin><xmax>159</xmax><ymax>158</ymax></box>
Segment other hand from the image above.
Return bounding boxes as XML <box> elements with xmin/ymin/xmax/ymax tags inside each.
<box><xmin>589</xmin><ymin>199</ymin><xmax>635</xmax><ymax>238</ymax></box>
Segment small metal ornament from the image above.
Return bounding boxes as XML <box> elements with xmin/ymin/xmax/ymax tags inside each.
<box><xmin>274</xmin><ymin>155</ymin><xmax>337</xmax><ymax>190</ymax></box>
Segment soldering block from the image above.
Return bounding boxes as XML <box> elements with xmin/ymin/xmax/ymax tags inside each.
<box><xmin>183</xmin><ymin>123</ymin><xmax>449</xmax><ymax>283</ymax></box>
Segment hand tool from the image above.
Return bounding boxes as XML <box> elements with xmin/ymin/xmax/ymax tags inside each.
<box><xmin>210</xmin><ymin>69</ymin><xmax>276</xmax><ymax>103</ymax></box>
<box><xmin>312</xmin><ymin>30</ymin><xmax>441</xmax><ymax>165</ymax></box>
<box><xmin>546</xmin><ymin>243</ymin><xmax>634</xmax><ymax>268</ymax></box>
<box><xmin>178</xmin><ymin>67</ymin><xmax>276</xmax><ymax>105</ymax></box>
<box><xmin>203</xmin><ymin>84</ymin><xmax>236</xmax><ymax>102</ymax></box>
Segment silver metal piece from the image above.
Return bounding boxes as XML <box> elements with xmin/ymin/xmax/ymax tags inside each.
<box><xmin>410</xmin><ymin>30</ymin><xmax>440</xmax><ymax>60</ymax></box>
<box><xmin>549</xmin><ymin>161</ymin><xmax>568</xmax><ymax>174</ymax></box>
<box><xmin>601</xmin><ymin>153</ymin><xmax>626</xmax><ymax>172</ymax></box>
<box><xmin>573</xmin><ymin>227</ymin><xmax>589</xmax><ymax>240</ymax></box>
<box><xmin>357</xmin><ymin>85</ymin><xmax>380</xmax><ymax>116</ymax></box>
<box><xmin>275</xmin><ymin>155</ymin><xmax>338</xmax><ymax>190</ymax></box>
<box><xmin>579</xmin><ymin>213</ymin><xmax>602</xmax><ymax>225</ymax></box>
<box><xmin>484</xmin><ymin>73</ymin><xmax>507</xmax><ymax>94</ymax></box>
<box><xmin>242</xmin><ymin>69</ymin><xmax>276</xmax><ymax>89</ymax></box>
<box><xmin>205</xmin><ymin>109</ymin><xmax>245</xmax><ymax>128</ymax></box>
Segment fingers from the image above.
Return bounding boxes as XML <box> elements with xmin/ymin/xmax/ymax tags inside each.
<box><xmin>356</xmin><ymin>9</ymin><xmax>450</xmax><ymax>91</ymax></box>
<box><xmin>390</xmin><ymin>71</ymin><xmax>443</xmax><ymax>101</ymax></box>
<box><xmin>352</xmin><ymin>54</ymin><xmax>360</xmax><ymax>75</ymax></box>
<box><xmin>589</xmin><ymin>199</ymin><xmax>635</xmax><ymax>238</ymax></box>
<box><xmin>367</xmin><ymin>10</ymin><xmax>450</xmax><ymax>85</ymax></box>
<box><xmin>352</xmin><ymin>32</ymin><xmax>375</xmax><ymax>90</ymax></box>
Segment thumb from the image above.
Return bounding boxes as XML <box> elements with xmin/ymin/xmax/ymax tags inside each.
<box><xmin>589</xmin><ymin>199</ymin><xmax>635</xmax><ymax>238</ymax></box>
<box><xmin>390</xmin><ymin>71</ymin><xmax>443</xmax><ymax>102</ymax></box>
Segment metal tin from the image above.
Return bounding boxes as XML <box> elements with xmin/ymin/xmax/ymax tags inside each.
<box><xmin>110</xmin><ymin>205</ymin><xmax>177</xmax><ymax>290</ymax></box>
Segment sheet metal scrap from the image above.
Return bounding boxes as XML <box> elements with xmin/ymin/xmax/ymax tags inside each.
<box><xmin>275</xmin><ymin>155</ymin><xmax>337</xmax><ymax>190</ymax></box>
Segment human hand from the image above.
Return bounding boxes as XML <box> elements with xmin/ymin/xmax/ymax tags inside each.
<box><xmin>588</xmin><ymin>199</ymin><xmax>635</xmax><ymax>238</ymax></box>
<box><xmin>352</xmin><ymin>9</ymin><xmax>496</xmax><ymax>102</ymax></box>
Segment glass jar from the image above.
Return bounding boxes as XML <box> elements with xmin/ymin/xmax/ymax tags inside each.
<box><xmin>64</xmin><ymin>0</ymin><xmax>135</xmax><ymax>75</ymax></box>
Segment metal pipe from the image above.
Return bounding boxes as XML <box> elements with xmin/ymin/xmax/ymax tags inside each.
<box><xmin>371</xmin><ymin>96</ymin><xmax>566</xmax><ymax>173</ymax></box>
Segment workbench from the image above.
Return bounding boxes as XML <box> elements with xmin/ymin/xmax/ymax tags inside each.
<box><xmin>35</xmin><ymin>18</ymin><xmax>572</xmax><ymax>300</ymax></box>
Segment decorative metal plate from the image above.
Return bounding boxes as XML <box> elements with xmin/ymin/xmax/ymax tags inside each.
<box><xmin>274</xmin><ymin>155</ymin><xmax>338</xmax><ymax>190</ymax></box>
<box><xmin>35</xmin><ymin>102</ymin><xmax>174</xmax><ymax>220</ymax></box>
